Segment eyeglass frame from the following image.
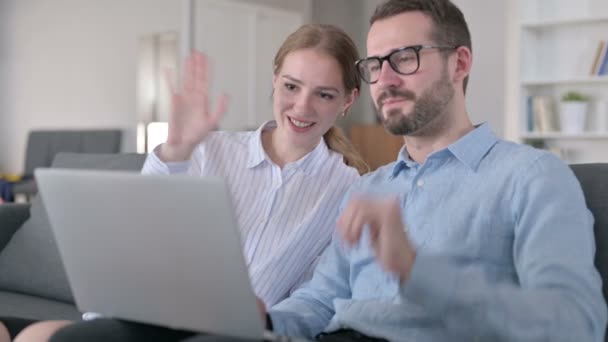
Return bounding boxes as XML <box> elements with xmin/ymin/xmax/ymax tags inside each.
<box><xmin>355</xmin><ymin>44</ymin><xmax>458</xmax><ymax>84</ymax></box>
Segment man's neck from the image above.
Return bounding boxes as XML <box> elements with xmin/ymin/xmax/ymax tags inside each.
<box><xmin>403</xmin><ymin>110</ymin><xmax>474</xmax><ymax>164</ymax></box>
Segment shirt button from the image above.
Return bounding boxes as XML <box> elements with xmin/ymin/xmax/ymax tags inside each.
<box><xmin>417</xmin><ymin>179</ymin><xmax>424</xmax><ymax>187</ymax></box>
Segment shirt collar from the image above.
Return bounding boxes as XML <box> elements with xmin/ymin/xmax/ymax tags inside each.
<box><xmin>390</xmin><ymin>123</ymin><xmax>498</xmax><ymax>178</ymax></box>
<box><xmin>246</xmin><ymin>120</ymin><xmax>330</xmax><ymax>176</ymax></box>
<box><xmin>390</xmin><ymin>145</ymin><xmax>415</xmax><ymax>179</ymax></box>
<box><xmin>246</xmin><ymin>121</ymin><xmax>274</xmax><ymax>169</ymax></box>
<box><xmin>447</xmin><ymin>122</ymin><xmax>498</xmax><ymax>171</ymax></box>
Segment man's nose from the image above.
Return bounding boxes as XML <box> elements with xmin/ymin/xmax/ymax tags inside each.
<box><xmin>376</xmin><ymin>60</ymin><xmax>402</xmax><ymax>88</ymax></box>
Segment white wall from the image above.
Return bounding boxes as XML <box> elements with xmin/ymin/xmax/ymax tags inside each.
<box><xmin>0</xmin><ymin>1</ymin><xmax>10</xmax><ymax>172</ymax></box>
<box><xmin>504</xmin><ymin>0</ymin><xmax>520</xmax><ymax>142</ymax></box>
<box><xmin>452</xmin><ymin>0</ymin><xmax>506</xmax><ymax>137</ymax></box>
<box><xmin>232</xmin><ymin>0</ymin><xmax>312</xmax><ymax>22</ymax></box>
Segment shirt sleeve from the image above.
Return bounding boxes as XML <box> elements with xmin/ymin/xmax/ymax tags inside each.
<box><xmin>140</xmin><ymin>145</ymin><xmax>195</xmax><ymax>175</ymax></box>
<box><xmin>400</xmin><ymin>153</ymin><xmax>607</xmax><ymax>341</ymax></box>
<box><xmin>268</xmin><ymin>231</ymin><xmax>352</xmax><ymax>339</ymax></box>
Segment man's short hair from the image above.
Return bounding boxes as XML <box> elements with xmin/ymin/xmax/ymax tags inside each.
<box><xmin>370</xmin><ymin>0</ymin><xmax>472</xmax><ymax>93</ymax></box>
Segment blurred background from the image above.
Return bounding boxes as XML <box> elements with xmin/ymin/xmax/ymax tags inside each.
<box><xmin>0</xmin><ymin>0</ymin><xmax>606</xmax><ymax>183</ymax></box>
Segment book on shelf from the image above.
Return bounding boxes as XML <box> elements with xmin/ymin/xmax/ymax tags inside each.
<box><xmin>526</xmin><ymin>95</ymin><xmax>557</xmax><ymax>132</ymax></box>
<box><xmin>591</xmin><ymin>39</ymin><xmax>608</xmax><ymax>76</ymax></box>
<box><xmin>600</xmin><ymin>42</ymin><xmax>608</xmax><ymax>75</ymax></box>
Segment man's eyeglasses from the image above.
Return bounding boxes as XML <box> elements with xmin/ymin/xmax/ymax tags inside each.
<box><xmin>355</xmin><ymin>45</ymin><xmax>457</xmax><ymax>84</ymax></box>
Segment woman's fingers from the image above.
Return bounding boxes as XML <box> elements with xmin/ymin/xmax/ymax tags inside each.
<box><xmin>183</xmin><ymin>52</ymin><xmax>196</xmax><ymax>93</ymax></box>
<box><xmin>193</xmin><ymin>51</ymin><xmax>208</xmax><ymax>94</ymax></box>
<box><xmin>210</xmin><ymin>93</ymin><xmax>230</xmax><ymax>125</ymax></box>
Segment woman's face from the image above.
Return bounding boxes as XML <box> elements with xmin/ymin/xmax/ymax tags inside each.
<box><xmin>272</xmin><ymin>48</ymin><xmax>356</xmax><ymax>150</ymax></box>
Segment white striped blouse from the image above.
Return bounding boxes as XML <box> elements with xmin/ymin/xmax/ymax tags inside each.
<box><xmin>141</xmin><ymin>121</ymin><xmax>360</xmax><ymax>306</ymax></box>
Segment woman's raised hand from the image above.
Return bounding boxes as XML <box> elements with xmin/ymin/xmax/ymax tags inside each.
<box><xmin>159</xmin><ymin>51</ymin><xmax>229</xmax><ymax>162</ymax></box>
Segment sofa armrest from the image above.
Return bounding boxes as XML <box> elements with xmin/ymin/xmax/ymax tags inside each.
<box><xmin>0</xmin><ymin>203</ymin><xmax>31</xmax><ymax>251</ymax></box>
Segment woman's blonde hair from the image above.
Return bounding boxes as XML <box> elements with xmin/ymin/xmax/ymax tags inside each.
<box><xmin>273</xmin><ymin>24</ymin><xmax>369</xmax><ymax>175</ymax></box>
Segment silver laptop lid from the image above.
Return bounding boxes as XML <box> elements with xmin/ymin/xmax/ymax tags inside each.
<box><xmin>35</xmin><ymin>168</ymin><xmax>264</xmax><ymax>339</ymax></box>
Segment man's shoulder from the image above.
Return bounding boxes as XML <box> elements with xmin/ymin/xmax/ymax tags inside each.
<box><xmin>348</xmin><ymin>161</ymin><xmax>400</xmax><ymax>190</ymax></box>
<box><xmin>479</xmin><ymin>139</ymin><xmax>571</xmax><ymax>185</ymax></box>
<box><xmin>487</xmin><ymin>139</ymin><xmax>562</xmax><ymax>169</ymax></box>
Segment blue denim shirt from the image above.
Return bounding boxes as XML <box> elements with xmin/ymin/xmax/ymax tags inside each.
<box><xmin>269</xmin><ymin>123</ymin><xmax>607</xmax><ymax>341</ymax></box>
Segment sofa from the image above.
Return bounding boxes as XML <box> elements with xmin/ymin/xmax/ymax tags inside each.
<box><xmin>0</xmin><ymin>156</ymin><xmax>606</xmax><ymax>339</ymax></box>
<box><xmin>0</xmin><ymin>153</ymin><xmax>146</xmax><ymax>320</ymax></box>
<box><xmin>10</xmin><ymin>129</ymin><xmax>123</xmax><ymax>201</ymax></box>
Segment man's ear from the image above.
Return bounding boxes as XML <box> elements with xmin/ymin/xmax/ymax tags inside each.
<box><xmin>453</xmin><ymin>46</ymin><xmax>472</xmax><ymax>86</ymax></box>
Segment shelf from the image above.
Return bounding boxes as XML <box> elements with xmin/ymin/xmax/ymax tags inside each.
<box><xmin>521</xmin><ymin>15</ymin><xmax>608</xmax><ymax>29</ymax></box>
<box><xmin>513</xmin><ymin>1</ymin><xmax>608</xmax><ymax>164</ymax></box>
<box><xmin>521</xmin><ymin>132</ymin><xmax>608</xmax><ymax>140</ymax></box>
<box><xmin>521</xmin><ymin>76</ymin><xmax>608</xmax><ymax>86</ymax></box>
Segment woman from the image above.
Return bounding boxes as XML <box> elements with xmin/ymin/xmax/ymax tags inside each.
<box><xmin>0</xmin><ymin>23</ymin><xmax>366</xmax><ymax>342</ymax></box>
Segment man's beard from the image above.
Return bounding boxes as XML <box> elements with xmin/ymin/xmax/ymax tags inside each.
<box><xmin>376</xmin><ymin>67</ymin><xmax>455</xmax><ymax>136</ymax></box>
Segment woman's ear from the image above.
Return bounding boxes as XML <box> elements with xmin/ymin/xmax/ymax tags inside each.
<box><xmin>272</xmin><ymin>74</ymin><xmax>278</xmax><ymax>87</ymax></box>
<box><xmin>342</xmin><ymin>87</ymin><xmax>359</xmax><ymax>114</ymax></box>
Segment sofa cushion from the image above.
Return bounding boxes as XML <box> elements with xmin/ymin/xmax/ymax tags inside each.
<box><xmin>570</xmin><ymin>164</ymin><xmax>608</xmax><ymax>304</ymax></box>
<box><xmin>0</xmin><ymin>153</ymin><xmax>146</xmax><ymax>303</ymax></box>
<box><xmin>0</xmin><ymin>291</ymin><xmax>81</xmax><ymax>320</ymax></box>
<box><xmin>0</xmin><ymin>203</ymin><xmax>30</xmax><ymax>251</ymax></box>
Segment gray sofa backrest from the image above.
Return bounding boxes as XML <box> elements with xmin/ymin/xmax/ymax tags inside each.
<box><xmin>570</xmin><ymin>163</ymin><xmax>608</xmax><ymax>342</ymax></box>
<box><xmin>51</xmin><ymin>152</ymin><xmax>146</xmax><ymax>172</ymax></box>
<box><xmin>23</xmin><ymin>130</ymin><xmax>123</xmax><ymax>177</ymax></box>
<box><xmin>0</xmin><ymin>153</ymin><xmax>146</xmax><ymax>303</ymax></box>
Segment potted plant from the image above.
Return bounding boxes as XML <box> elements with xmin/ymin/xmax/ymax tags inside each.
<box><xmin>559</xmin><ymin>91</ymin><xmax>590</xmax><ymax>134</ymax></box>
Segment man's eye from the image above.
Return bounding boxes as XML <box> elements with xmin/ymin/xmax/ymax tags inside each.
<box><xmin>397</xmin><ymin>56</ymin><xmax>414</xmax><ymax>63</ymax></box>
<box><xmin>319</xmin><ymin>92</ymin><xmax>335</xmax><ymax>100</ymax></box>
<box><xmin>394</xmin><ymin>52</ymin><xmax>417</xmax><ymax>65</ymax></box>
<box><xmin>369</xmin><ymin>65</ymin><xmax>380</xmax><ymax>73</ymax></box>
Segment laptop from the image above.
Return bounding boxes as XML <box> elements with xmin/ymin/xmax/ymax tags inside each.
<box><xmin>35</xmin><ymin>168</ymin><xmax>293</xmax><ymax>341</ymax></box>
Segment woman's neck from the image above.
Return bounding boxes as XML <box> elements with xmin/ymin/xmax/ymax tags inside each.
<box><xmin>261</xmin><ymin>129</ymin><xmax>318</xmax><ymax>169</ymax></box>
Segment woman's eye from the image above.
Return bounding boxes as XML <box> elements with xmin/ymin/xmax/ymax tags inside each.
<box><xmin>284</xmin><ymin>83</ymin><xmax>297</xmax><ymax>91</ymax></box>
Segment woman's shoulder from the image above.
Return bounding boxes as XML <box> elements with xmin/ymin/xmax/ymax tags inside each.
<box><xmin>324</xmin><ymin>150</ymin><xmax>361</xmax><ymax>180</ymax></box>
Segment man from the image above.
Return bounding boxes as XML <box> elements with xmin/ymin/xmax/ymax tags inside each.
<box><xmin>53</xmin><ymin>0</ymin><xmax>607</xmax><ymax>341</ymax></box>
<box><xmin>257</xmin><ymin>0</ymin><xmax>607</xmax><ymax>340</ymax></box>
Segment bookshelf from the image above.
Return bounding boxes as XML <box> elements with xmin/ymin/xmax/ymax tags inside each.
<box><xmin>521</xmin><ymin>75</ymin><xmax>608</xmax><ymax>86</ymax></box>
<box><xmin>521</xmin><ymin>132</ymin><xmax>608</xmax><ymax>140</ymax></box>
<box><xmin>521</xmin><ymin>14</ymin><xmax>608</xmax><ymax>29</ymax></box>
<box><xmin>513</xmin><ymin>0</ymin><xmax>608</xmax><ymax>163</ymax></box>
